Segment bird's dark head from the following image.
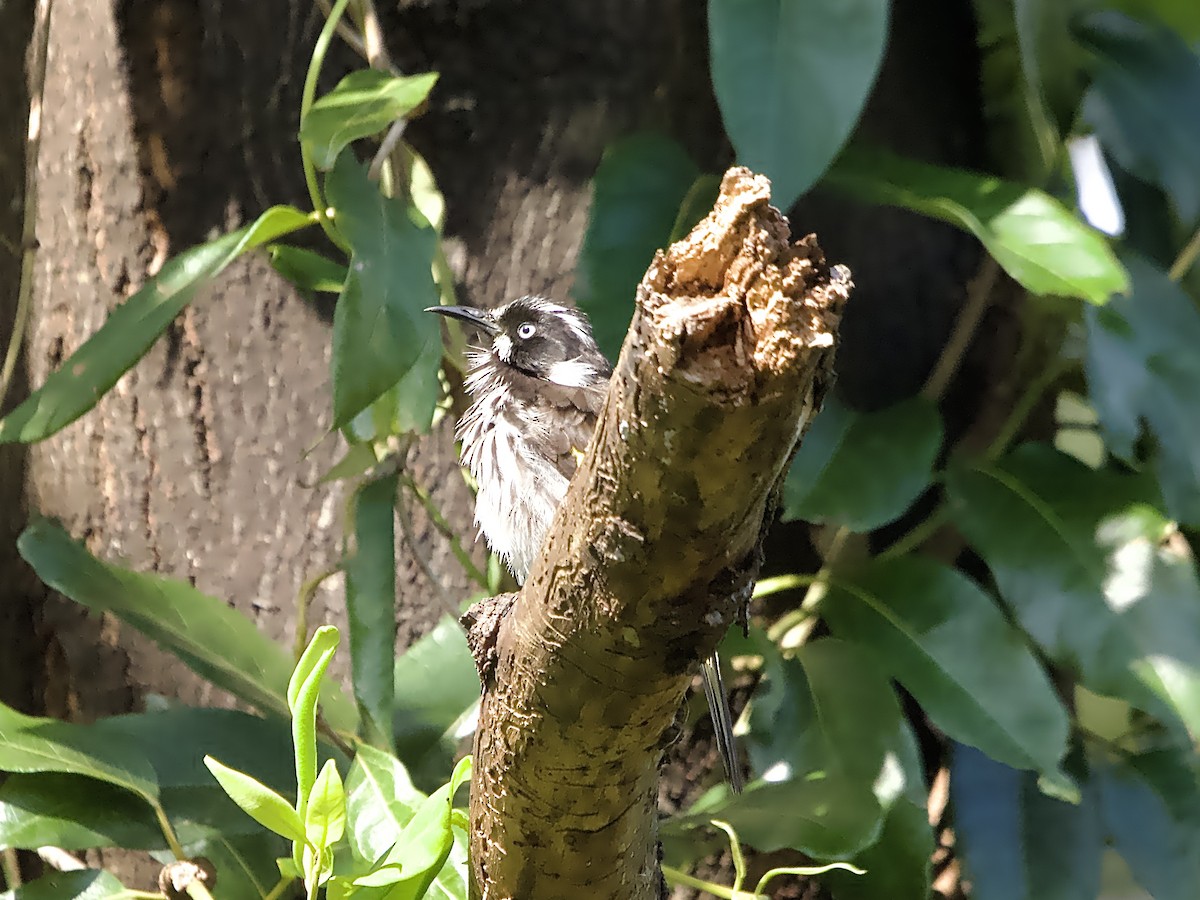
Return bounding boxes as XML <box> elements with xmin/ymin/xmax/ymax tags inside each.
<box><xmin>427</xmin><ymin>296</ymin><xmax>611</xmax><ymax>387</ymax></box>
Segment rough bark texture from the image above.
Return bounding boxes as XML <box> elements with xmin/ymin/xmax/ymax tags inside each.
<box><xmin>469</xmin><ymin>170</ymin><xmax>850</xmax><ymax>899</ymax></box>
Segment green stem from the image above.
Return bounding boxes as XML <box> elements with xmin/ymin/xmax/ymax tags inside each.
<box><xmin>1169</xmin><ymin>224</ymin><xmax>1200</xmax><ymax>283</ymax></box>
<box><xmin>752</xmin><ymin>573</ymin><xmax>815</xmax><ymax>600</ymax></box>
<box><xmin>262</xmin><ymin>875</ymin><xmax>294</xmax><ymax>900</ymax></box>
<box><xmin>153</xmin><ymin>802</ymin><xmax>187</xmax><ymax>860</ymax></box>
<box><xmin>185</xmin><ymin>880</ymin><xmax>217</xmax><ymax>900</ymax></box>
<box><xmin>875</xmin><ymin>501</ymin><xmax>951</xmax><ymax>562</ymax></box>
<box><xmin>984</xmin><ymin>353</ymin><xmax>1071</xmax><ymax>461</ymax></box>
<box><xmin>293</xmin><ymin>564</ymin><xmax>343</xmax><ymax>663</ymax></box>
<box><xmin>661</xmin><ymin>864</ymin><xmax>747</xmax><ymax>900</ymax></box>
<box><xmin>400</xmin><ymin>474</ymin><xmax>489</xmax><ymax>589</ymax></box>
<box><xmin>0</xmin><ymin>0</ymin><xmax>53</xmax><ymax>412</ymax></box>
<box><xmin>1</xmin><ymin>847</ymin><xmax>20</xmax><ymax>889</ymax></box>
<box><xmin>301</xmin><ymin>0</ymin><xmax>353</xmax><ymax>251</ymax></box>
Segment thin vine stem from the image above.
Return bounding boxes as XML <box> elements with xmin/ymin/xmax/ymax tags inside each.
<box><xmin>301</xmin><ymin>0</ymin><xmax>353</xmax><ymax>251</ymax></box>
<box><xmin>400</xmin><ymin>474</ymin><xmax>490</xmax><ymax>589</ymax></box>
<box><xmin>0</xmin><ymin>0</ymin><xmax>53</xmax><ymax>412</ymax></box>
<box><xmin>1169</xmin><ymin>224</ymin><xmax>1200</xmax><ymax>283</ymax></box>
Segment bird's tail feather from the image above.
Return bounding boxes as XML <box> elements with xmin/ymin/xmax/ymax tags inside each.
<box><xmin>701</xmin><ymin>653</ymin><xmax>744</xmax><ymax>794</ymax></box>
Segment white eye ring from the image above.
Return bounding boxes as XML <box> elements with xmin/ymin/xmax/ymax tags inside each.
<box><xmin>517</xmin><ymin>322</ymin><xmax>536</xmax><ymax>340</ymax></box>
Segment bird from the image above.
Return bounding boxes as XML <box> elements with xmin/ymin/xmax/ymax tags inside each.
<box><xmin>428</xmin><ymin>295</ymin><xmax>745</xmax><ymax>793</ymax></box>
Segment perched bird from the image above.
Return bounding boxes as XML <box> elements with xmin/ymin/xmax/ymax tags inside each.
<box><xmin>428</xmin><ymin>296</ymin><xmax>744</xmax><ymax>793</ymax></box>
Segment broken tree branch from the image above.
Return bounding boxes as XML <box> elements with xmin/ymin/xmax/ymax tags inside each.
<box><xmin>467</xmin><ymin>167</ymin><xmax>851</xmax><ymax>899</ymax></box>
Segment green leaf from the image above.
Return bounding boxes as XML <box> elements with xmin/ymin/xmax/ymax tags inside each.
<box><xmin>204</xmin><ymin>756</ymin><xmax>305</xmax><ymax>843</ymax></box>
<box><xmin>946</xmin><ymin>445</ymin><xmax>1200</xmax><ymax>738</ymax></box>
<box><xmin>0</xmin><ymin>702</ymin><xmax>158</xmax><ymax>805</ymax></box>
<box><xmin>289</xmin><ymin>626</ymin><xmax>341</xmax><ymax>824</ymax></box>
<box><xmin>783</xmin><ymin>396</ymin><xmax>942</xmax><ymax>529</ymax></box>
<box><xmin>1079</xmin><ymin>11</ymin><xmax>1200</xmax><ymax>225</ymax></box>
<box><xmin>16</xmin><ymin>519</ymin><xmax>357</xmax><ymax>732</ymax></box>
<box><xmin>379</xmin><ymin>779</ymin><xmax>456</xmax><ymax>894</ymax></box>
<box><xmin>327</xmin><ymin>153</ymin><xmax>440</xmax><ymax>429</ymax></box>
<box><xmin>1106</xmin><ymin>0</ymin><xmax>1200</xmax><ymax>41</ymax></box>
<box><xmin>1085</xmin><ymin>253</ymin><xmax>1200</xmax><ymax>524</ymax></box>
<box><xmin>268</xmin><ymin>244</ymin><xmax>347</xmax><ymax>294</ymax></box>
<box><xmin>345</xmin><ymin>744</ymin><xmax>423</xmax><ymax>866</ymax></box>
<box><xmin>1096</xmin><ymin>749</ymin><xmax>1200</xmax><ymax>900</ymax></box>
<box><xmin>0</xmin><ymin>206</ymin><xmax>312</xmax><ymax>444</ymax></box>
<box><xmin>575</xmin><ymin>133</ymin><xmax>701</xmax><ymax>359</ymax></box>
<box><xmin>391</xmin><ymin>615</ymin><xmax>480</xmax><ymax>787</ymax></box>
<box><xmin>952</xmin><ymin>743</ymin><xmax>1103</xmax><ymax>900</ymax></box>
<box><xmin>729</xmin><ymin>638</ymin><xmax>917</xmax><ymax>859</ymax></box>
<box><xmin>824</xmin><ymin>555</ymin><xmax>1071</xmax><ymax>782</ymax></box>
<box><xmin>824</xmin><ymin>798</ymin><xmax>931</xmax><ymax>900</ymax></box>
<box><xmin>347</xmin><ymin>473</ymin><xmax>399</xmax><ymax>749</ymax></box>
<box><xmin>305</xmin><ymin>758</ymin><xmax>347</xmax><ymax>850</ymax></box>
<box><xmin>301</xmin><ymin>71</ymin><xmax>439</xmax><ymax>171</ymax></box>
<box><xmin>0</xmin><ymin>772</ymin><xmax>164</xmax><ymax>850</ymax></box>
<box><xmin>827</xmin><ymin>145</ymin><xmax>1128</xmax><ymax>303</ymax></box>
<box><xmin>708</xmin><ymin>0</ymin><xmax>888</xmax><ymax>210</ymax></box>
<box><xmin>746</xmin><ymin>638</ymin><xmax>914</xmax><ymax>804</ymax></box>
<box><xmin>668</xmin><ymin>174</ymin><xmax>721</xmax><ymax>243</ymax></box>
<box><xmin>0</xmin><ymin>870</ymin><xmax>127</xmax><ymax>900</ymax></box>
<box><xmin>667</xmin><ymin>778</ymin><xmax>881</xmax><ymax>861</ymax></box>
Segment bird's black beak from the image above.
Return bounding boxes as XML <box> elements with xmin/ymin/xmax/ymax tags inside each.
<box><xmin>425</xmin><ymin>305</ymin><xmax>499</xmax><ymax>335</ymax></box>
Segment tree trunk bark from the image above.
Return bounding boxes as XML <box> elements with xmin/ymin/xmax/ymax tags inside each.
<box><xmin>468</xmin><ymin>170</ymin><xmax>849</xmax><ymax>899</ymax></box>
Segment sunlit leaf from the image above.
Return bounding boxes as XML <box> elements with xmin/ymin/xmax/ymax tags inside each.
<box><xmin>947</xmin><ymin>445</ymin><xmax>1200</xmax><ymax>739</ymax></box>
<box><xmin>827</xmin><ymin>146</ymin><xmax>1127</xmax><ymax>303</ymax></box>
<box><xmin>0</xmin><ymin>206</ymin><xmax>312</xmax><ymax>443</ymax></box>
<box><xmin>0</xmin><ymin>870</ymin><xmax>126</xmax><ymax>900</ymax></box>
<box><xmin>301</xmin><ymin>71</ymin><xmax>439</xmax><ymax>170</ymax></box>
<box><xmin>204</xmin><ymin>756</ymin><xmax>305</xmax><ymax>843</ymax></box>
<box><xmin>17</xmin><ymin>519</ymin><xmax>356</xmax><ymax>732</ymax></box>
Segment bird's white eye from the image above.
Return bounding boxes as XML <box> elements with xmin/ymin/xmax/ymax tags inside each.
<box><xmin>517</xmin><ymin>322</ymin><xmax>536</xmax><ymax>340</ymax></box>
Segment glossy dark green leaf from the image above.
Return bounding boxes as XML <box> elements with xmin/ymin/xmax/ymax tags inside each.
<box><xmin>327</xmin><ymin>153</ymin><xmax>440</xmax><ymax>429</ymax></box>
<box><xmin>946</xmin><ymin>445</ymin><xmax>1200</xmax><ymax>738</ymax></box>
<box><xmin>0</xmin><ymin>772</ymin><xmax>164</xmax><ymax>850</ymax></box>
<box><xmin>952</xmin><ymin>743</ymin><xmax>1103</xmax><ymax>900</ymax></box>
<box><xmin>301</xmin><ymin>70</ymin><xmax>439</xmax><ymax>170</ymax></box>
<box><xmin>1097</xmin><ymin>749</ymin><xmax>1200</xmax><ymax>900</ymax></box>
<box><xmin>827</xmin><ymin>146</ymin><xmax>1127</xmax><ymax>303</ymax></box>
<box><xmin>0</xmin><ymin>702</ymin><xmax>157</xmax><ymax>805</ymax></box>
<box><xmin>708</xmin><ymin>0</ymin><xmax>888</xmax><ymax>210</ymax></box>
<box><xmin>392</xmin><ymin>615</ymin><xmax>479</xmax><ymax>787</ymax></box>
<box><xmin>783</xmin><ymin>396</ymin><xmax>942</xmax><ymax>529</ymax></box>
<box><xmin>824</xmin><ymin>798</ymin><xmax>932</xmax><ymax>900</ymax></box>
<box><xmin>746</xmin><ymin>638</ymin><xmax>920</xmax><ymax>805</ymax></box>
<box><xmin>0</xmin><ymin>206</ymin><xmax>311</xmax><ymax>444</ymax></box>
<box><xmin>732</xmin><ymin>638</ymin><xmax>922</xmax><ymax>860</ymax></box>
<box><xmin>268</xmin><ymin>244</ymin><xmax>347</xmax><ymax>294</ymax></box>
<box><xmin>97</xmin><ymin>708</ymin><xmax>313</xmax><ymax>836</ymax></box>
<box><xmin>0</xmin><ymin>870</ymin><xmax>126</xmax><ymax>900</ymax></box>
<box><xmin>17</xmin><ymin>519</ymin><xmax>357</xmax><ymax>732</ymax></box>
<box><xmin>1085</xmin><ymin>253</ymin><xmax>1200</xmax><ymax>523</ymax></box>
<box><xmin>1079</xmin><ymin>11</ymin><xmax>1200</xmax><ymax>225</ymax></box>
<box><xmin>345</xmin><ymin>744</ymin><xmax>422</xmax><ymax>865</ymax></box>
<box><xmin>824</xmin><ymin>555</ymin><xmax>1071</xmax><ymax>784</ymax></box>
<box><xmin>347</xmin><ymin>474</ymin><xmax>399</xmax><ymax>749</ymax></box>
<box><xmin>667</xmin><ymin>776</ymin><xmax>881</xmax><ymax>861</ymax></box>
<box><xmin>576</xmin><ymin>134</ymin><xmax>701</xmax><ymax>359</ymax></box>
